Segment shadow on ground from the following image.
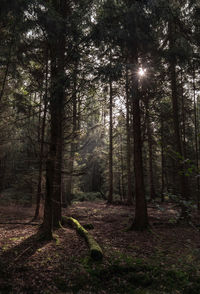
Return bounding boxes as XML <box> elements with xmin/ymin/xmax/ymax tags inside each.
<box><xmin>0</xmin><ymin>231</ymin><xmax>50</xmax><ymax>293</ymax></box>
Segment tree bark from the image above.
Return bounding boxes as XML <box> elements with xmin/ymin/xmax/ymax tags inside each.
<box><xmin>51</xmin><ymin>38</ymin><xmax>65</xmax><ymax>227</ymax></box>
<box><xmin>130</xmin><ymin>55</ymin><xmax>148</xmax><ymax>230</ymax></box>
<box><xmin>0</xmin><ymin>32</ymin><xmax>14</xmax><ymax>103</ymax></box>
<box><xmin>120</xmin><ymin>134</ymin><xmax>125</xmax><ymax>201</ymax></box>
<box><xmin>125</xmin><ymin>66</ymin><xmax>133</xmax><ymax>204</ymax></box>
<box><xmin>64</xmin><ymin>61</ymin><xmax>79</xmax><ymax>206</ymax></box>
<box><xmin>33</xmin><ymin>50</ymin><xmax>48</xmax><ymax>221</ymax></box>
<box><xmin>108</xmin><ymin>75</ymin><xmax>113</xmax><ymax>204</ymax></box>
<box><xmin>170</xmin><ymin>62</ymin><xmax>189</xmax><ymax>198</ymax></box>
<box><xmin>192</xmin><ymin>64</ymin><xmax>200</xmax><ymax>211</ymax></box>
<box><xmin>42</xmin><ymin>0</ymin><xmax>67</xmax><ymax>235</ymax></box>
<box><xmin>160</xmin><ymin>115</ymin><xmax>165</xmax><ymax>202</ymax></box>
<box><xmin>42</xmin><ymin>157</ymin><xmax>53</xmax><ymax>239</ymax></box>
<box><xmin>145</xmin><ymin>96</ymin><xmax>156</xmax><ymax>200</ymax></box>
<box><xmin>168</xmin><ymin>22</ymin><xmax>189</xmax><ymax>218</ymax></box>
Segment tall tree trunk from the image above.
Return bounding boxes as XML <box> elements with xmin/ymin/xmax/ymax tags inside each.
<box><xmin>42</xmin><ymin>0</ymin><xmax>66</xmax><ymax>235</ymax></box>
<box><xmin>180</xmin><ymin>70</ymin><xmax>186</xmax><ymax>158</ymax></box>
<box><xmin>43</xmin><ymin>157</ymin><xmax>53</xmax><ymax>238</ymax></box>
<box><xmin>33</xmin><ymin>50</ymin><xmax>48</xmax><ymax>221</ymax></box>
<box><xmin>52</xmin><ymin>36</ymin><xmax>65</xmax><ymax>228</ymax></box>
<box><xmin>169</xmin><ymin>22</ymin><xmax>189</xmax><ymax>217</ymax></box>
<box><xmin>120</xmin><ymin>134</ymin><xmax>125</xmax><ymax>201</ymax></box>
<box><xmin>160</xmin><ymin>115</ymin><xmax>165</xmax><ymax>202</ymax></box>
<box><xmin>146</xmin><ymin>96</ymin><xmax>156</xmax><ymax>200</ymax></box>
<box><xmin>170</xmin><ymin>62</ymin><xmax>188</xmax><ymax>198</ymax></box>
<box><xmin>130</xmin><ymin>55</ymin><xmax>148</xmax><ymax>230</ymax></box>
<box><xmin>0</xmin><ymin>31</ymin><xmax>14</xmax><ymax>103</ymax></box>
<box><xmin>108</xmin><ymin>76</ymin><xmax>113</xmax><ymax>204</ymax></box>
<box><xmin>193</xmin><ymin>64</ymin><xmax>200</xmax><ymax>211</ymax></box>
<box><xmin>126</xmin><ymin>66</ymin><xmax>133</xmax><ymax>204</ymax></box>
<box><xmin>64</xmin><ymin>62</ymin><xmax>78</xmax><ymax>206</ymax></box>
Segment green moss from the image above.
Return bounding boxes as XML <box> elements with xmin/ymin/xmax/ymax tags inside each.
<box><xmin>63</xmin><ymin>216</ymin><xmax>103</xmax><ymax>261</ymax></box>
<box><xmin>52</xmin><ymin>253</ymin><xmax>200</xmax><ymax>294</ymax></box>
<box><xmin>87</xmin><ymin>234</ymin><xmax>103</xmax><ymax>260</ymax></box>
<box><xmin>54</xmin><ymin>277</ymin><xmax>69</xmax><ymax>292</ymax></box>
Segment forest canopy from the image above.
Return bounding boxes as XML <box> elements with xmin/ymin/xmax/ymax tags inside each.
<box><xmin>0</xmin><ymin>0</ymin><xmax>200</xmax><ymax>232</ymax></box>
<box><xmin>1</xmin><ymin>1</ymin><xmax>200</xmax><ymax>293</ymax></box>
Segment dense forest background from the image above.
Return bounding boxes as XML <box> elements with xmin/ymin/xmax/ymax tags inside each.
<box><xmin>0</xmin><ymin>0</ymin><xmax>200</xmax><ymax>233</ymax></box>
<box><xmin>1</xmin><ymin>1</ymin><xmax>200</xmax><ymax>293</ymax></box>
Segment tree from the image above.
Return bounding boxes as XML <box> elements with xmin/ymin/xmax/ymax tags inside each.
<box><xmin>125</xmin><ymin>65</ymin><xmax>133</xmax><ymax>204</ymax></box>
<box><xmin>108</xmin><ymin>70</ymin><xmax>114</xmax><ymax>203</ymax></box>
<box><xmin>40</xmin><ymin>0</ymin><xmax>67</xmax><ymax>237</ymax></box>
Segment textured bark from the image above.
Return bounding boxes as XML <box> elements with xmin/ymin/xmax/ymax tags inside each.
<box><xmin>160</xmin><ymin>116</ymin><xmax>165</xmax><ymax>202</ymax></box>
<box><xmin>33</xmin><ymin>52</ymin><xmax>48</xmax><ymax>221</ymax></box>
<box><xmin>0</xmin><ymin>34</ymin><xmax>13</xmax><ymax>102</ymax></box>
<box><xmin>170</xmin><ymin>64</ymin><xmax>189</xmax><ymax>199</ymax></box>
<box><xmin>42</xmin><ymin>157</ymin><xmax>53</xmax><ymax>239</ymax></box>
<box><xmin>42</xmin><ymin>0</ymin><xmax>67</xmax><ymax>235</ymax></box>
<box><xmin>169</xmin><ymin>24</ymin><xmax>189</xmax><ymax>203</ymax></box>
<box><xmin>120</xmin><ymin>135</ymin><xmax>125</xmax><ymax>201</ymax></box>
<box><xmin>51</xmin><ymin>45</ymin><xmax>64</xmax><ymax>227</ymax></box>
<box><xmin>146</xmin><ymin>98</ymin><xmax>156</xmax><ymax>200</ymax></box>
<box><xmin>108</xmin><ymin>76</ymin><xmax>113</xmax><ymax>204</ymax></box>
<box><xmin>168</xmin><ymin>22</ymin><xmax>189</xmax><ymax>219</ymax></box>
<box><xmin>126</xmin><ymin>66</ymin><xmax>133</xmax><ymax>204</ymax></box>
<box><xmin>193</xmin><ymin>65</ymin><xmax>200</xmax><ymax>211</ymax></box>
<box><xmin>130</xmin><ymin>55</ymin><xmax>148</xmax><ymax>230</ymax></box>
<box><xmin>180</xmin><ymin>70</ymin><xmax>186</xmax><ymax>158</ymax></box>
<box><xmin>64</xmin><ymin>62</ymin><xmax>79</xmax><ymax>206</ymax></box>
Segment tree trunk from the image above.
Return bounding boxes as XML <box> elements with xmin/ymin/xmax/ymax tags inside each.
<box><xmin>130</xmin><ymin>55</ymin><xmax>148</xmax><ymax>230</ymax></box>
<box><xmin>180</xmin><ymin>70</ymin><xmax>186</xmax><ymax>158</ymax></box>
<box><xmin>52</xmin><ymin>39</ymin><xmax>65</xmax><ymax>228</ymax></box>
<box><xmin>120</xmin><ymin>134</ymin><xmax>125</xmax><ymax>201</ymax></box>
<box><xmin>42</xmin><ymin>0</ymin><xmax>66</xmax><ymax>235</ymax></box>
<box><xmin>0</xmin><ymin>33</ymin><xmax>13</xmax><ymax>102</ymax></box>
<box><xmin>169</xmin><ymin>22</ymin><xmax>189</xmax><ymax>218</ymax></box>
<box><xmin>108</xmin><ymin>76</ymin><xmax>113</xmax><ymax>204</ymax></box>
<box><xmin>64</xmin><ymin>61</ymin><xmax>79</xmax><ymax>206</ymax></box>
<box><xmin>193</xmin><ymin>64</ymin><xmax>200</xmax><ymax>211</ymax></box>
<box><xmin>145</xmin><ymin>96</ymin><xmax>156</xmax><ymax>200</ymax></box>
<box><xmin>170</xmin><ymin>62</ymin><xmax>189</xmax><ymax>197</ymax></box>
<box><xmin>125</xmin><ymin>66</ymin><xmax>133</xmax><ymax>204</ymax></box>
<box><xmin>42</xmin><ymin>157</ymin><xmax>53</xmax><ymax>239</ymax></box>
<box><xmin>160</xmin><ymin>116</ymin><xmax>165</xmax><ymax>202</ymax></box>
<box><xmin>33</xmin><ymin>50</ymin><xmax>48</xmax><ymax>221</ymax></box>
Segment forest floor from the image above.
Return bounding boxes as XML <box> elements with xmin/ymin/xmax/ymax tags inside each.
<box><xmin>1</xmin><ymin>201</ymin><xmax>200</xmax><ymax>293</ymax></box>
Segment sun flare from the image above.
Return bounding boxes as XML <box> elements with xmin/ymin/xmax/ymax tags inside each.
<box><xmin>138</xmin><ymin>68</ymin><xmax>146</xmax><ymax>77</ymax></box>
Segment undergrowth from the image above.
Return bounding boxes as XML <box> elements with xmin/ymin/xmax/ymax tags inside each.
<box><xmin>54</xmin><ymin>253</ymin><xmax>200</xmax><ymax>294</ymax></box>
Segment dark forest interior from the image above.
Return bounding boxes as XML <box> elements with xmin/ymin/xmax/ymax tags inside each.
<box><xmin>0</xmin><ymin>0</ymin><xmax>200</xmax><ymax>293</ymax></box>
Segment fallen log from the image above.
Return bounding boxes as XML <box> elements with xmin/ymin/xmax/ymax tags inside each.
<box><xmin>62</xmin><ymin>216</ymin><xmax>103</xmax><ymax>261</ymax></box>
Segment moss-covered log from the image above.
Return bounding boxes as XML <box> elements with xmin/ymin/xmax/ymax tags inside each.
<box><xmin>62</xmin><ymin>216</ymin><xmax>103</xmax><ymax>260</ymax></box>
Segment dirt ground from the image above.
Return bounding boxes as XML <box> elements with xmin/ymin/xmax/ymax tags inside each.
<box><xmin>0</xmin><ymin>201</ymin><xmax>200</xmax><ymax>293</ymax></box>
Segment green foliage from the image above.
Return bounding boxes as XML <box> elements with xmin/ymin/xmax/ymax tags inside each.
<box><xmin>54</xmin><ymin>277</ymin><xmax>70</xmax><ymax>292</ymax></box>
<box><xmin>167</xmin><ymin>192</ymin><xmax>194</xmax><ymax>208</ymax></box>
<box><xmin>0</xmin><ymin>188</ymin><xmax>32</xmax><ymax>206</ymax></box>
<box><xmin>55</xmin><ymin>253</ymin><xmax>200</xmax><ymax>294</ymax></box>
<box><xmin>164</xmin><ymin>192</ymin><xmax>196</xmax><ymax>220</ymax></box>
<box><xmin>0</xmin><ymin>0</ymin><xmax>199</xmax><ymax>234</ymax></box>
<box><xmin>73</xmin><ymin>192</ymin><xmax>103</xmax><ymax>202</ymax></box>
